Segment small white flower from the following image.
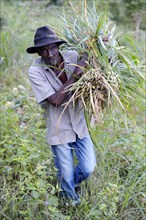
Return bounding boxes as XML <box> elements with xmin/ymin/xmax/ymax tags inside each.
<box><xmin>13</xmin><ymin>87</ymin><xmax>18</xmax><ymax>93</ymax></box>
<box><xmin>44</xmin><ymin>200</ymin><xmax>49</xmax><ymax>206</ymax></box>
<box><xmin>18</xmin><ymin>85</ymin><xmax>26</xmax><ymax>91</ymax></box>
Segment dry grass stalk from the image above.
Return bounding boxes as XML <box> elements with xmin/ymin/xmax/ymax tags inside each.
<box><xmin>58</xmin><ymin>0</ymin><xmax>145</xmax><ymax>120</ymax></box>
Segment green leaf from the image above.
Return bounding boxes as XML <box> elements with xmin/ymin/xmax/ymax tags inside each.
<box><xmin>95</xmin><ymin>12</ymin><xmax>107</xmax><ymax>35</ymax></box>
<box><xmin>31</xmin><ymin>190</ymin><xmax>40</xmax><ymax>199</ymax></box>
<box><xmin>46</xmin><ymin>197</ymin><xmax>58</xmax><ymax>207</ymax></box>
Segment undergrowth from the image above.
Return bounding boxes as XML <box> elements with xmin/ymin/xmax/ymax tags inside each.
<box><xmin>0</xmin><ymin>86</ymin><xmax>145</xmax><ymax>220</ymax></box>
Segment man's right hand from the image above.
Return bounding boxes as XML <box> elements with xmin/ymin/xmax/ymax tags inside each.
<box><xmin>74</xmin><ymin>55</ymin><xmax>88</xmax><ymax>78</ymax></box>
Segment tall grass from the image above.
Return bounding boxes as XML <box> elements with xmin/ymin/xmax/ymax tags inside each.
<box><xmin>0</xmin><ymin>1</ymin><xmax>145</xmax><ymax>219</ymax></box>
<box><xmin>0</xmin><ymin>0</ymin><xmax>63</xmax><ymax>89</ymax></box>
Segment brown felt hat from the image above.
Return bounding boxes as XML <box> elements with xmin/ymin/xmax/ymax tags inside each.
<box><xmin>26</xmin><ymin>26</ymin><xmax>67</xmax><ymax>54</ymax></box>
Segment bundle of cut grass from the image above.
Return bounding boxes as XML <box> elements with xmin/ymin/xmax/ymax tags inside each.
<box><xmin>59</xmin><ymin>1</ymin><xmax>145</xmax><ymax>120</ymax></box>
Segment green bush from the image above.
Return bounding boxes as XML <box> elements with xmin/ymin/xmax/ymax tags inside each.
<box><xmin>0</xmin><ymin>89</ymin><xmax>64</xmax><ymax>219</ymax></box>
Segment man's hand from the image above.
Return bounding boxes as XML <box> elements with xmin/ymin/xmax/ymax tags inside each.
<box><xmin>102</xmin><ymin>34</ymin><xmax>110</xmax><ymax>42</ymax></box>
<box><xmin>74</xmin><ymin>54</ymin><xmax>88</xmax><ymax>78</ymax></box>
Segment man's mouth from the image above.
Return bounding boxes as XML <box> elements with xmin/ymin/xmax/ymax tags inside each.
<box><xmin>45</xmin><ymin>57</ymin><xmax>56</xmax><ymax>65</ymax></box>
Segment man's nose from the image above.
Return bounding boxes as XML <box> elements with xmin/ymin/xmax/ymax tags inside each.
<box><xmin>48</xmin><ymin>49</ymin><xmax>53</xmax><ymax>57</ymax></box>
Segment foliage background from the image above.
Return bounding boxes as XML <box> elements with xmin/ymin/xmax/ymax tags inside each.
<box><xmin>0</xmin><ymin>0</ymin><xmax>145</xmax><ymax>219</ymax></box>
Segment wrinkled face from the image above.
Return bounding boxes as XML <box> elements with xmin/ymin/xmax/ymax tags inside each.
<box><xmin>37</xmin><ymin>44</ymin><xmax>60</xmax><ymax>67</ymax></box>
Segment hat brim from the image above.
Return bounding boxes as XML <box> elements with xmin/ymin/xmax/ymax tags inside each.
<box><xmin>26</xmin><ymin>39</ymin><xmax>67</xmax><ymax>54</ymax></box>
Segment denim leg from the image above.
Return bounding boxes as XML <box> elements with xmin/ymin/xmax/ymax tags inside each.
<box><xmin>73</xmin><ymin>136</ymin><xmax>96</xmax><ymax>185</ymax></box>
<box><xmin>51</xmin><ymin>144</ymin><xmax>78</xmax><ymax>200</ymax></box>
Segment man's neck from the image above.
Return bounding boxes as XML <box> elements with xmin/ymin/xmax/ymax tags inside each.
<box><xmin>57</xmin><ymin>54</ymin><xmax>64</xmax><ymax>69</ymax></box>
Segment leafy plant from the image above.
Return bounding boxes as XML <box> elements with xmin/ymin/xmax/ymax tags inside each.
<box><xmin>59</xmin><ymin>0</ymin><xmax>145</xmax><ymax>121</ymax></box>
<box><xmin>0</xmin><ymin>89</ymin><xmax>66</xmax><ymax>219</ymax></box>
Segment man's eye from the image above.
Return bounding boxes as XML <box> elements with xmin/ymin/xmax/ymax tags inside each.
<box><xmin>41</xmin><ymin>49</ymin><xmax>48</xmax><ymax>55</ymax></box>
<box><xmin>51</xmin><ymin>46</ymin><xmax>57</xmax><ymax>50</ymax></box>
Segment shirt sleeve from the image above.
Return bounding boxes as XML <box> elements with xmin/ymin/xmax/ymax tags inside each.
<box><xmin>28</xmin><ymin>68</ymin><xmax>55</xmax><ymax>104</ymax></box>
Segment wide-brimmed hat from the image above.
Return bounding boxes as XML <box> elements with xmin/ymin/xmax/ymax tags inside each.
<box><xmin>26</xmin><ymin>26</ymin><xmax>67</xmax><ymax>54</ymax></box>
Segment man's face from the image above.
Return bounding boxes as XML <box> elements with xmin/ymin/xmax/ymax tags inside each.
<box><xmin>37</xmin><ymin>44</ymin><xmax>60</xmax><ymax>67</ymax></box>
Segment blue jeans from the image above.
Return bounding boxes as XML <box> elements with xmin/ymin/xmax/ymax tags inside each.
<box><xmin>51</xmin><ymin>135</ymin><xmax>96</xmax><ymax>202</ymax></box>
